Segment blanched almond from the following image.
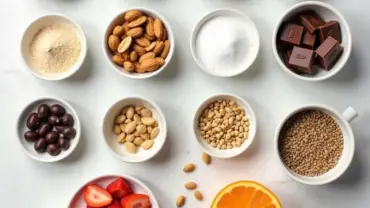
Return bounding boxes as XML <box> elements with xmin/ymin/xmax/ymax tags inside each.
<box><xmin>114</xmin><ymin>125</ymin><xmax>121</xmax><ymax>135</ymax></box>
<box><xmin>125</xmin><ymin>121</ymin><xmax>137</xmax><ymax>134</ymax></box>
<box><xmin>117</xmin><ymin>36</ymin><xmax>132</xmax><ymax>53</ymax></box>
<box><xmin>117</xmin><ymin>132</ymin><xmax>126</xmax><ymax>143</ymax></box>
<box><xmin>141</xmin><ymin>117</ymin><xmax>156</xmax><ymax>125</ymax></box>
<box><xmin>127</xmin><ymin>27</ymin><xmax>143</xmax><ymax>38</ymax></box>
<box><xmin>150</xmin><ymin>127</ymin><xmax>159</xmax><ymax>139</ymax></box>
<box><xmin>125</xmin><ymin>10</ymin><xmax>142</xmax><ymax>21</ymax></box>
<box><xmin>115</xmin><ymin>115</ymin><xmax>126</xmax><ymax>124</ymax></box>
<box><xmin>141</xmin><ymin>140</ymin><xmax>154</xmax><ymax>150</ymax></box>
<box><xmin>154</xmin><ymin>19</ymin><xmax>164</xmax><ymax>39</ymax></box>
<box><xmin>128</xmin><ymin>16</ymin><xmax>147</xmax><ymax>28</ymax></box>
<box><xmin>125</xmin><ymin>142</ymin><xmax>136</xmax><ymax>154</ymax></box>
<box><xmin>139</xmin><ymin>52</ymin><xmax>155</xmax><ymax>63</ymax></box>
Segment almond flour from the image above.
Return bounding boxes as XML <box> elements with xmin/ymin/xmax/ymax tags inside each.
<box><xmin>29</xmin><ymin>24</ymin><xmax>81</xmax><ymax>74</ymax></box>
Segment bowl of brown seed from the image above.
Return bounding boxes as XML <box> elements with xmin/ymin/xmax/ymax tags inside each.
<box><xmin>274</xmin><ymin>104</ymin><xmax>358</xmax><ymax>185</ymax></box>
<box><xmin>193</xmin><ymin>93</ymin><xmax>257</xmax><ymax>158</ymax></box>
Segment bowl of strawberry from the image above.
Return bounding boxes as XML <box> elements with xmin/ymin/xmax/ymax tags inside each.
<box><xmin>69</xmin><ymin>175</ymin><xmax>158</xmax><ymax>208</ymax></box>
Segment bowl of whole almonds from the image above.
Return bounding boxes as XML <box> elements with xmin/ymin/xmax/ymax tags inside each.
<box><xmin>102</xmin><ymin>97</ymin><xmax>167</xmax><ymax>163</ymax></box>
<box><xmin>193</xmin><ymin>93</ymin><xmax>257</xmax><ymax>158</ymax></box>
<box><xmin>104</xmin><ymin>8</ymin><xmax>174</xmax><ymax>79</ymax></box>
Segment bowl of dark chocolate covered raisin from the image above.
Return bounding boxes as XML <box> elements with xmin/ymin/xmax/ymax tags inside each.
<box><xmin>272</xmin><ymin>1</ymin><xmax>351</xmax><ymax>81</ymax></box>
<box><xmin>16</xmin><ymin>97</ymin><xmax>81</xmax><ymax>162</ymax></box>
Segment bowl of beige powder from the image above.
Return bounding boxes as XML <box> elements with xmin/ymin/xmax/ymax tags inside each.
<box><xmin>21</xmin><ymin>14</ymin><xmax>87</xmax><ymax>80</ymax></box>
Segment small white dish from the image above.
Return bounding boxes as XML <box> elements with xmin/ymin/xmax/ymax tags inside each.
<box><xmin>16</xmin><ymin>97</ymin><xmax>81</xmax><ymax>162</ymax></box>
<box><xmin>274</xmin><ymin>104</ymin><xmax>358</xmax><ymax>185</ymax></box>
<box><xmin>68</xmin><ymin>174</ymin><xmax>159</xmax><ymax>208</ymax></box>
<box><xmin>190</xmin><ymin>8</ymin><xmax>260</xmax><ymax>77</ymax></box>
<box><xmin>193</xmin><ymin>93</ymin><xmax>257</xmax><ymax>158</ymax></box>
<box><xmin>21</xmin><ymin>14</ymin><xmax>87</xmax><ymax>81</ymax></box>
<box><xmin>102</xmin><ymin>97</ymin><xmax>167</xmax><ymax>163</ymax></box>
<box><xmin>103</xmin><ymin>7</ymin><xmax>175</xmax><ymax>79</ymax></box>
<box><xmin>272</xmin><ymin>1</ymin><xmax>352</xmax><ymax>81</ymax></box>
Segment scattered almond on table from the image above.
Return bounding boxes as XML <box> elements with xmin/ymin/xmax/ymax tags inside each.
<box><xmin>113</xmin><ymin>105</ymin><xmax>159</xmax><ymax>154</ymax></box>
<box><xmin>108</xmin><ymin>10</ymin><xmax>171</xmax><ymax>73</ymax></box>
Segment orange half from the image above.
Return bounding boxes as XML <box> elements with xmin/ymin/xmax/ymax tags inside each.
<box><xmin>211</xmin><ymin>181</ymin><xmax>282</xmax><ymax>208</ymax></box>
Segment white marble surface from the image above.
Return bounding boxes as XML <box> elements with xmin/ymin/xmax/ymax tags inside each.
<box><xmin>1</xmin><ymin>0</ymin><xmax>369</xmax><ymax>207</ymax></box>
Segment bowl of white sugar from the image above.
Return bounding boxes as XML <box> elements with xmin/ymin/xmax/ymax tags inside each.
<box><xmin>191</xmin><ymin>9</ymin><xmax>260</xmax><ymax>77</ymax></box>
<box><xmin>21</xmin><ymin>14</ymin><xmax>87</xmax><ymax>81</ymax></box>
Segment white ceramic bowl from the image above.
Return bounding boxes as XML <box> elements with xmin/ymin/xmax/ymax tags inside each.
<box><xmin>68</xmin><ymin>174</ymin><xmax>159</xmax><ymax>208</ymax></box>
<box><xmin>103</xmin><ymin>7</ymin><xmax>175</xmax><ymax>79</ymax></box>
<box><xmin>274</xmin><ymin>104</ymin><xmax>358</xmax><ymax>185</ymax></box>
<box><xmin>102</xmin><ymin>97</ymin><xmax>167</xmax><ymax>163</ymax></box>
<box><xmin>190</xmin><ymin>8</ymin><xmax>260</xmax><ymax>77</ymax></box>
<box><xmin>193</xmin><ymin>93</ymin><xmax>257</xmax><ymax>158</ymax></box>
<box><xmin>21</xmin><ymin>14</ymin><xmax>87</xmax><ymax>81</ymax></box>
<box><xmin>16</xmin><ymin>97</ymin><xmax>81</xmax><ymax>162</ymax></box>
<box><xmin>272</xmin><ymin>1</ymin><xmax>352</xmax><ymax>81</ymax></box>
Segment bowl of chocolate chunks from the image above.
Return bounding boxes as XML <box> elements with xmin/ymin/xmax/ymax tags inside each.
<box><xmin>272</xmin><ymin>1</ymin><xmax>352</xmax><ymax>81</ymax></box>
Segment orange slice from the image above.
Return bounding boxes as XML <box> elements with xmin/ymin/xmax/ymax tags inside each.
<box><xmin>211</xmin><ymin>181</ymin><xmax>282</xmax><ymax>208</ymax></box>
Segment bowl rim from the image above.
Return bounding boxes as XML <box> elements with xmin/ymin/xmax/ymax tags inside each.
<box><xmin>273</xmin><ymin>104</ymin><xmax>355</xmax><ymax>185</ymax></box>
<box><xmin>190</xmin><ymin>8</ymin><xmax>260</xmax><ymax>77</ymax></box>
<box><xmin>192</xmin><ymin>93</ymin><xmax>257</xmax><ymax>158</ymax></box>
<box><xmin>102</xmin><ymin>7</ymin><xmax>175</xmax><ymax>80</ymax></box>
<box><xmin>20</xmin><ymin>13</ymin><xmax>87</xmax><ymax>81</ymax></box>
<box><xmin>16</xmin><ymin>96</ymin><xmax>81</xmax><ymax>162</ymax></box>
<box><xmin>67</xmin><ymin>174</ymin><xmax>159</xmax><ymax>207</ymax></box>
<box><xmin>102</xmin><ymin>96</ymin><xmax>168</xmax><ymax>163</ymax></box>
<box><xmin>271</xmin><ymin>1</ymin><xmax>352</xmax><ymax>82</ymax></box>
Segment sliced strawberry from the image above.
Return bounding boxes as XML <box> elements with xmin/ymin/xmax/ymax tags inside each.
<box><xmin>84</xmin><ymin>184</ymin><xmax>113</xmax><ymax>207</ymax></box>
<box><xmin>106</xmin><ymin>177</ymin><xmax>132</xmax><ymax>199</ymax></box>
<box><xmin>107</xmin><ymin>200</ymin><xmax>122</xmax><ymax>208</ymax></box>
<box><xmin>121</xmin><ymin>194</ymin><xmax>151</xmax><ymax>208</ymax></box>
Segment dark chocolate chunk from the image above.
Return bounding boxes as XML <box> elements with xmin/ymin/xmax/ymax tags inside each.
<box><xmin>318</xmin><ymin>21</ymin><xmax>341</xmax><ymax>43</ymax></box>
<box><xmin>315</xmin><ymin>36</ymin><xmax>343</xmax><ymax>71</ymax></box>
<box><xmin>289</xmin><ymin>46</ymin><xmax>314</xmax><ymax>74</ymax></box>
<box><xmin>300</xmin><ymin>11</ymin><xmax>325</xmax><ymax>34</ymax></box>
<box><xmin>279</xmin><ymin>23</ymin><xmax>304</xmax><ymax>48</ymax></box>
<box><xmin>302</xmin><ymin>31</ymin><xmax>316</xmax><ymax>49</ymax></box>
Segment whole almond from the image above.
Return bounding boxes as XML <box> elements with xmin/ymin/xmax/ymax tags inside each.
<box><xmin>145</xmin><ymin>42</ymin><xmax>156</xmax><ymax>52</ymax></box>
<box><xmin>183</xmin><ymin>163</ymin><xmax>195</xmax><ymax>173</ymax></box>
<box><xmin>141</xmin><ymin>139</ymin><xmax>154</xmax><ymax>150</ymax></box>
<box><xmin>132</xmin><ymin>44</ymin><xmax>146</xmax><ymax>56</ymax></box>
<box><xmin>154</xmin><ymin>19</ymin><xmax>164</xmax><ymax>39</ymax></box>
<box><xmin>202</xmin><ymin>152</ymin><xmax>211</xmax><ymax>165</ymax></box>
<box><xmin>123</xmin><ymin>61</ymin><xmax>135</xmax><ymax>72</ymax></box>
<box><xmin>153</xmin><ymin>41</ymin><xmax>165</xmax><ymax>55</ymax></box>
<box><xmin>128</xmin><ymin>16</ymin><xmax>147</xmax><ymax>28</ymax></box>
<box><xmin>125</xmin><ymin>142</ymin><xmax>136</xmax><ymax>154</ymax></box>
<box><xmin>125</xmin><ymin>10</ymin><xmax>142</xmax><ymax>21</ymax></box>
<box><xmin>194</xmin><ymin>190</ymin><xmax>203</xmax><ymax>201</ymax></box>
<box><xmin>176</xmin><ymin>195</ymin><xmax>185</xmax><ymax>207</ymax></box>
<box><xmin>108</xmin><ymin>35</ymin><xmax>120</xmax><ymax>52</ymax></box>
<box><xmin>155</xmin><ymin>57</ymin><xmax>165</xmax><ymax>66</ymax></box>
<box><xmin>184</xmin><ymin>181</ymin><xmax>197</xmax><ymax>190</ymax></box>
<box><xmin>122</xmin><ymin>50</ymin><xmax>130</xmax><ymax>60</ymax></box>
<box><xmin>135</xmin><ymin>63</ymin><xmax>146</xmax><ymax>73</ymax></box>
<box><xmin>139</xmin><ymin>52</ymin><xmax>155</xmax><ymax>63</ymax></box>
<box><xmin>127</xmin><ymin>27</ymin><xmax>143</xmax><ymax>38</ymax></box>
<box><xmin>141</xmin><ymin>59</ymin><xmax>160</xmax><ymax>72</ymax></box>
<box><xmin>130</xmin><ymin>51</ymin><xmax>138</xmax><ymax>62</ymax></box>
<box><xmin>135</xmin><ymin>37</ymin><xmax>151</xmax><ymax>47</ymax></box>
<box><xmin>117</xmin><ymin>36</ymin><xmax>132</xmax><ymax>53</ymax></box>
<box><xmin>112</xmin><ymin>55</ymin><xmax>124</xmax><ymax>65</ymax></box>
<box><xmin>144</xmin><ymin>33</ymin><xmax>156</xmax><ymax>41</ymax></box>
<box><xmin>113</xmin><ymin>25</ymin><xmax>125</xmax><ymax>36</ymax></box>
<box><xmin>161</xmin><ymin>28</ymin><xmax>167</xmax><ymax>41</ymax></box>
<box><xmin>161</xmin><ymin>40</ymin><xmax>170</xmax><ymax>59</ymax></box>
<box><xmin>150</xmin><ymin>127</ymin><xmax>159</xmax><ymax>139</ymax></box>
<box><xmin>146</xmin><ymin>17</ymin><xmax>155</xmax><ymax>37</ymax></box>
<box><xmin>123</xmin><ymin>22</ymin><xmax>130</xmax><ymax>33</ymax></box>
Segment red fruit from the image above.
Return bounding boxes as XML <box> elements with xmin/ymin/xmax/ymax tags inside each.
<box><xmin>121</xmin><ymin>194</ymin><xmax>151</xmax><ymax>208</ymax></box>
<box><xmin>106</xmin><ymin>177</ymin><xmax>132</xmax><ymax>199</ymax></box>
<box><xmin>107</xmin><ymin>200</ymin><xmax>122</xmax><ymax>208</ymax></box>
<box><xmin>84</xmin><ymin>185</ymin><xmax>113</xmax><ymax>207</ymax></box>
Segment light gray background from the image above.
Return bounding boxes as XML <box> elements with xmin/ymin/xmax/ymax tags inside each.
<box><xmin>1</xmin><ymin>0</ymin><xmax>369</xmax><ymax>207</ymax></box>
